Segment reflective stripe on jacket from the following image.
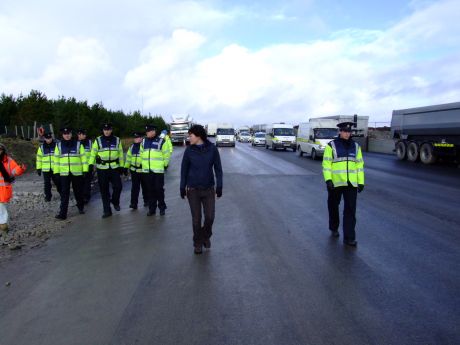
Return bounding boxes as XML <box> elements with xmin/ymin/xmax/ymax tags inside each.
<box><xmin>322</xmin><ymin>138</ymin><xmax>364</xmax><ymax>187</ymax></box>
<box><xmin>36</xmin><ymin>142</ymin><xmax>57</xmax><ymax>172</ymax></box>
<box><xmin>79</xmin><ymin>139</ymin><xmax>93</xmax><ymax>163</ymax></box>
<box><xmin>0</xmin><ymin>155</ymin><xmax>25</xmax><ymax>203</ymax></box>
<box><xmin>140</xmin><ymin>137</ymin><xmax>169</xmax><ymax>173</ymax></box>
<box><xmin>53</xmin><ymin>140</ymin><xmax>88</xmax><ymax>176</ymax></box>
<box><xmin>89</xmin><ymin>136</ymin><xmax>124</xmax><ymax>169</ymax></box>
<box><xmin>125</xmin><ymin>143</ymin><xmax>143</xmax><ymax>173</ymax></box>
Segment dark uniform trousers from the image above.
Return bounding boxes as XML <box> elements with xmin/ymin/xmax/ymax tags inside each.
<box><xmin>327</xmin><ymin>184</ymin><xmax>358</xmax><ymax>241</ymax></box>
<box><xmin>187</xmin><ymin>188</ymin><xmax>215</xmax><ymax>246</ymax></box>
<box><xmin>130</xmin><ymin>171</ymin><xmax>147</xmax><ymax>207</ymax></box>
<box><xmin>142</xmin><ymin>172</ymin><xmax>166</xmax><ymax>213</ymax></box>
<box><xmin>59</xmin><ymin>174</ymin><xmax>84</xmax><ymax>217</ymax></box>
<box><xmin>43</xmin><ymin>171</ymin><xmax>61</xmax><ymax>200</ymax></box>
<box><xmin>83</xmin><ymin>169</ymin><xmax>93</xmax><ymax>202</ymax></box>
<box><xmin>97</xmin><ymin>169</ymin><xmax>122</xmax><ymax>213</ymax></box>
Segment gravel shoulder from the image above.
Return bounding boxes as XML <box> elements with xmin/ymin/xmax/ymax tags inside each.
<box><xmin>0</xmin><ymin>172</ymin><xmax>81</xmax><ymax>262</ymax></box>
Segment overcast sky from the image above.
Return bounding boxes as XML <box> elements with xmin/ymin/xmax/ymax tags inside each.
<box><xmin>1</xmin><ymin>0</ymin><xmax>459</xmax><ymax>126</ymax></box>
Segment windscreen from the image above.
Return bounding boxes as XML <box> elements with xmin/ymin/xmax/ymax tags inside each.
<box><xmin>240</xmin><ymin>132</ymin><xmax>249</xmax><ymax>136</ymax></box>
<box><xmin>217</xmin><ymin>128</ymin><xmax>235</xmax><ymax>135</ymax></box>
<box><xmin>171</xmin><ymin>124</ymin><xmax>189</xmax><ymax>131</ymax></box>
<box><xmin>314</xmin><ymin>128</ymin><xmax>337</xmax><ymax>139</ymax></box>
<box><xmin>274</xmin><ymin>128</ymin><xmax>294</xmax><ymax>136</ymax></box>
<box><xmin>255</xmin><ymin>133</ymin><xmax>265</xmax><ymax>138</ymax></box>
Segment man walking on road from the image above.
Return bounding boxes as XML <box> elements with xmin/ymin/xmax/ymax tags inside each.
<box><xmin>54</xmin><ymin>128</ymin><xmax>88</xmax><ymax>220</ymax></box>
<box><xmin>140</xmin><ymin>125</ymin><xmax>170</xmax><ymax>217</ymax></box>
<box><xmin>125</xmin><ymin>132</ymin><xmax>147</xmax><ymax>210</ymax></box>
<box><xmin>322</xmin><ymin>122</ymin><xmax>365</xmax><ymax>246</ymax></box>
<box><xmin>180</xmin><ymin>125</ymin><xmax>223</xmax><ymax>254</ymax></box>
<box><xmin>36</xmin><ymin>132</ymin><xmax>61</xmax><ymax>201</ymax></box>
<box><xmin>89</xmin><ymin>123</ymin><xmax>124</xmax><ymax>218</ymax></box>
<box><xmin>77</xmin><ymin>129</ymin><xmax>93</xmax><ymax>204</ymax></box>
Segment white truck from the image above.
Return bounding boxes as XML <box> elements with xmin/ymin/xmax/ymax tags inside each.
<box><xmin>206</xmin><ymin>123</ymin><xmax>218</xmax><ymax>137</ymax></box>
<box><xmin>265</xmin><ymin>123</ymin><xmax>296</xmax><ymax>151</ymax></box>
<box><xmin>296</xmin><ymin>118</ymin><xmax>338</xmax><ymax>160</ymax></box>
<box><xmin>170</xmin><ymin>115</ymin><xmax>193</xmax><ymax>145</ymax></box>
<box><xmin>216</xmin><ymin>124</ymin><xmax>236</xmax><ymax>147</ymax></box>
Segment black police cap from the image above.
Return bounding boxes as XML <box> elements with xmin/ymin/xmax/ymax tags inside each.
<box><xmin>133</xmin><ymin>132</ymin><xmax>144</xmax><ymax>138</ymax></box>
<box><xmin>145</xmin><ymin>124</ymin><xmax>157</xmax><ymax>132</ymax></box>
<box><xmin>337</xmin><ymin>122</ymin><xmax>354</xmax><ymax>131</ymax></box>
<box><xmin>77</xmin><ymin>128</ymin><xmax>87</xmax><ymax>135</ymax></box>
<box><xmin>44</xmin><ymin>132</ymin><xmax>53</xmax><ymax>139</ymax></box>
<box><xmin>102</xmin><ymin>123</ymin><xmax>113</xmax><ymax>130</ymax></box>
<box><xmin>60</xmin><ymin>127</ymin><xmax>72</xmax><ymax>134</ymax></box>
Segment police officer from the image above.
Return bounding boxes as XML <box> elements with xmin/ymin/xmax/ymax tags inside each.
<box><xmin>36</xmin><ymin>132</ymin><xmax>61</xmax><ymax>201</ymax></box>
<box><xmin>54</xmin><ymin>128</ymin><xmax>88</xmax><ymax>220</ymax></box>
<box><xmin>89</xmin><ymin>123</ymin><xmax>125</xmax><ymax>218</ymax></box>
<box><xmin>125</xmin><ymin>132</ymin><xmax>148</xmax><ymax>210</ymax></box>
<box><xmin>140</xmin><ymin>125</ymin><xmax>170</xmax><ymax>216</ymax></box>
<box><xmin>77</xmin><ymin>129</ymin><xmax>93</xmax><ymax>204</ymax></box>
<box><xmin>322</xmin><ymin>122</ymin><xmax>365</xmax><ymax>246</ymax></box>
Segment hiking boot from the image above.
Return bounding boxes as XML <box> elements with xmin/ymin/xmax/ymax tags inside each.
<box><xmin>129</xmin><ymin>204</ymin><xmax>138</xmax><ymax>210</ymax></box>
<box><xmin>203</xmin><ymin>239</ymin><xmax>211</xmax><ymax>249</ymax></box>
<box><xmin>102</xmin><ymin>212</ymin><xmax>112</xmax><ymax>219</ymax></box>
<box><xmin>55</xmin><ymin>214</ymin><xmax>67</xmax><ymax>220</ymax></box>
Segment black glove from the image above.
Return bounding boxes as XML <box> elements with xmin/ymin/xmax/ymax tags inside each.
<box><xmin>216</xmin><ymin>188</ymin><xmax>222</xmax><ymax>198</ymax></box>
<box><xmin>164</xmin><ymin>165</ymin><xmax>168</xmax><ymax>171</ymax></box>
<box><xmin>358</xmin><ymin>184</ymin><xmax>364</xmax><ymax>193</ymax></box>
<box><xmin>180</xmin><ymin>188</ymin><xmax>186</xmax><ymax>199</ymax></box>
<box><xmin>326</xmin><ymin>180</ymin><xmax>334</xmax><ymax>192</ymax></box>
<box><xmin>37</xmin><ymin>169</ymin><xmax>42</xmax><ymax>176</ymax></box>
<box><xmin>123</xmin><ymin>168</ymin><xmax>128</xmax><ymax>176</ymax></box>
<box><xmin>88</xmin><ymin>165</ymin><xmax>94</xmax><ymax>172</ymax></box>
<box><xmin>96</xmin><ymin>156</ymin><xmax>102</xmax><ymax>164</ymax></box>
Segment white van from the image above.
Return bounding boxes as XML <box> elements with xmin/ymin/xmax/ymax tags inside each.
<box><xmin>296</xmin><ymin>119</ymin><xmax>338</xmax><ymax>160</ymax></box>
<box><xmin>265</xmin><ymin>123</ymin><xmax>296</xmax><ymax>151</ymax></box>
<box><xmin>216</xmin><ymin>124</ymin><xmax>236</xmax><ymax>147</ymax></box>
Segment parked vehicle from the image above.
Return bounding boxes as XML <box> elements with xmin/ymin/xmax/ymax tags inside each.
<box><xmin>265</xmin><ymin>123</ymin><xmax>296</xmax><ymax>152</ymax></box>
<box><xmin>216</xmin><ymin>124</ymin><xmax>236</xmax><ymax>147</ymax></box>
<box><xmin>391</xmin><ymin>102</ymin><xmax>460</xmax><ymax>164</ymax></box>
<box><xmin>251</xmin><ymin>132</ymin><xmax>266</xmax><ymax>147</ymax></box>
<box><xmin>296</xmin><ymin>119</ymin><xmax>338</xmax><ymax>160</ymax></box>
<box><xmin>170</xmin><ymin>115</ymin><xmax>193</xmax><ymax>145</ymax></box>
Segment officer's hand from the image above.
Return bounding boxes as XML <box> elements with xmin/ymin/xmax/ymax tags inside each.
<box><xmin>216</xmin><ymin>188</ymin><xmax>223</xmax><ymax>198</ymax></box>
<box><xmin>326</xmin><ymin>180</ymin><xmax>334</xmax><ymax>191</ymax></box>
<box><xmin>123</xmin><ymin>168</ymin><xmax>129</xmax><ymax>176</ymax></box>
<box><xmin>180</xmin><ymin>188</ymin><xmax>186</xmax><ymax>199</ymax></box>
<box><xmin>89</xmin><ymin>165</ymin><xmax>94</xmax><ymax>172</ymax></box>
<box><xmin>358</xmin><ymin>184</ymin><xmax>364</xmax><ymax>193</ymax></box>
<box><xmin>36</xmin><ymin>169</ymin><xmax>42</xmax><ymax>176</ymax></box>
<box><xmin>164</xmin><ymin>165</ymin><xmax>168</xmax><ymax>171</ymax></box>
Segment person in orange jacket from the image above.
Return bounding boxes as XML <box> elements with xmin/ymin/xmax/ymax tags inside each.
<box><xmin>0</xmin><ymin>143</ymin><xmax>26</xmax><ymax>235</ymax></box>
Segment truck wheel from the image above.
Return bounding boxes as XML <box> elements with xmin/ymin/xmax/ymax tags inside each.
<box><xmin>407</xmin><ymin>142</ymin><xmax>419</xmax><ymax>162</ymax></box>
<box><xmin>311</xmin><ymin>149</ymin><xmax>317</xmax><ymax>160</ymax></box>
<box><xmin>271</xmin><ymin>143</ymin><xmax>276</xmax><ymax>151</ymax></box>
<box><xmin>265</xmin><ymin>144</ymin><xmax>268</xmax><ymax>149</ymax></box>
<box><xmin>396</xmin><ymin>141</ymin><xmax>407</xmax><ymax>160</ymax></box>
<box><xmin>297</xmin><ymin>146</ymin><xmax>303</xmax><ymax>157</ymax></box>
<box><xmin>420</xmin><ymin>143</ymin><xmax>437</xmax><ymax>165</ymax></box>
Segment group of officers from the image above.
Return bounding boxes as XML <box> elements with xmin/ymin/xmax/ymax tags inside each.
<box><xmin>36</xmin><ymin>123</ymin><xmax>173</xmax><ymax>220</ymax></box>
<box><xmin>35</xmin><ymin>120</ymin><xmax>365</xmax><ymax>246</ymax></box>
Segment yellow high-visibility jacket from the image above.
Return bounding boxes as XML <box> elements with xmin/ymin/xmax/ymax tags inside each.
<box><xmin>53</xmin><ymin>140</ymin><xmax>88</xmax><ymax>176</ymax></box>
<box><xmin>125</xmin><ymin>143</ymin><xmax>143</xmax><ymax>173</ymax></box>
<box><xmin>89</xmin><ymin>135</ymin><xmax>124</xmax><ymax>170</ymax></box>
<box><xmin>322</xmin><ymin>138</ymin><xmax>364</xmax><ymax>187</ymax></box>
<box><xmin>36</xmin><ymin>141</ymin><xmax>57</xmax><ymax>172</ymax></box>
<box><xmin>140</xmin><ymin>137</ymin><xmax>170</xmax><ymax>173</ymax></box>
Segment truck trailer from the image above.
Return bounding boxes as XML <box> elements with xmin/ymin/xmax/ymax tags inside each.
<box><xmin>391</xmin><ymin>102</ymin><xmax>460</xmax><ymax>164</ymax></box>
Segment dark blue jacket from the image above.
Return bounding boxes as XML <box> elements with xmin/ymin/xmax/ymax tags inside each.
<box><xmin>180</xmin><ymin>140</ymin><xmax>223</xmax><ymax>190</ymax></box>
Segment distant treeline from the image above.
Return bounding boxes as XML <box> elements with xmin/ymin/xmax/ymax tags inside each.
<box><xmin>0</xmin><ymin>90</ymin><xmax>167</xmax><ymax>138</ymax></box>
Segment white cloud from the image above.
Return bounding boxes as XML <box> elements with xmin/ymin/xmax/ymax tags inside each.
<box><xmin>1</xmin><ymin>0</ymin><xmax>459</xmax><ymax>125</ymax></box>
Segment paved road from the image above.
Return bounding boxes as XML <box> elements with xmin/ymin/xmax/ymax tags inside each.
<box><xmin>1</xmin><ymin>142</ymin><xmax>459</xmax><ymax>345</ymax></box>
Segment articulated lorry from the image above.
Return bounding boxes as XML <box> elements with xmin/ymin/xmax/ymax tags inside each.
<box><xmin>391</xmin><ymin>102</ymin><xmax>460</xmax><ymax>164</ymax></box>
<box><xmin>170</xmin><ymin>115</ymin><xmax>193</xmax><ymax>145</ymax></box>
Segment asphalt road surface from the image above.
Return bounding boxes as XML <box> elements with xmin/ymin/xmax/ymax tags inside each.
<box><xmin>1</xmin><ymin>141</ymin><xmax>459</xmax><ymax>345</ymax></box>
